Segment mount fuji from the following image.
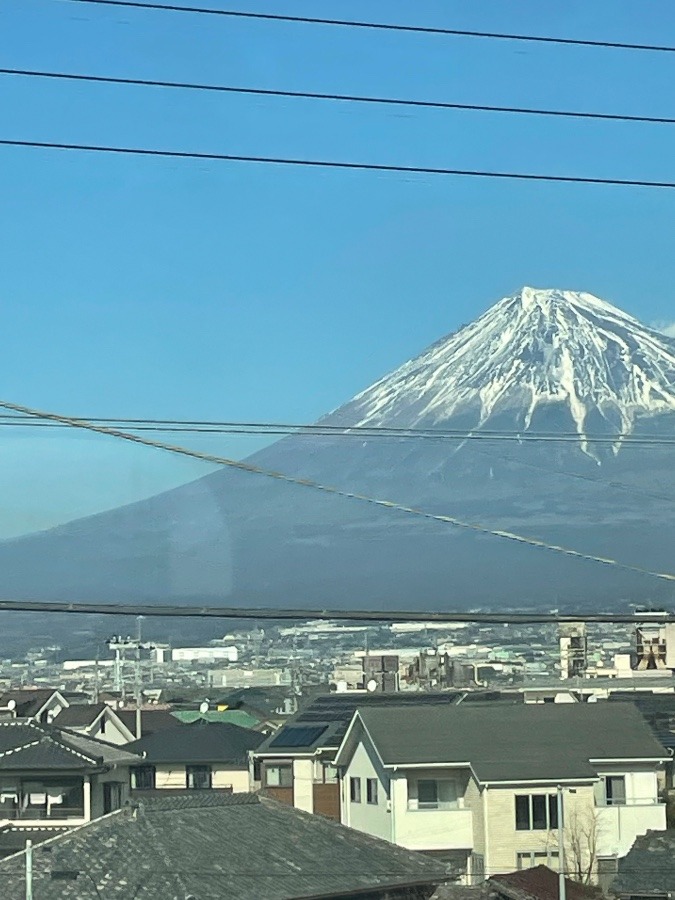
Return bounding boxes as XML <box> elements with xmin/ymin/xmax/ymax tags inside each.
<box><xmin>2</xmin><ymin>286</ymin><xmax>675</xmax><ymax>610</ymax></box>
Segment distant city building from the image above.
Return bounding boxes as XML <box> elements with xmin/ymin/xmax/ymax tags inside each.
<box><xmin>208</xmin><ymin>667</ymin><xmax>291</xmax><ymax>688</ymax></box>
<box><xmin>153</xmin><ymin>645</ymin><xmax>239</xmax><ymax>664</ymax></box>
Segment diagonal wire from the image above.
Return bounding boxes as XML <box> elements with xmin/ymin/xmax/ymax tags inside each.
<box><xmin>1</xmin><ymin>397</ymin><xmax>674</xmax><ymax>584</ymax></box>
<box><xmin>4</xmin><ymin>67</ymin><xmax>675</xmax><ymax>126</ymax></box>
<box><xmin>4</xmin><ymin>138</ymin><xmax>675</xmax><ymax>190</ymax></box>
<box><xmin>61</xmin><ymin>0</ymin><xmax>675</xmax><ymax>55</ymax></box>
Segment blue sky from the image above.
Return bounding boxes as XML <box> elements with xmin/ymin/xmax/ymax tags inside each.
<box><xmin>2</xmin><ymin>0</ymin><xmax>675</xmax><ymax>535</ymax></box>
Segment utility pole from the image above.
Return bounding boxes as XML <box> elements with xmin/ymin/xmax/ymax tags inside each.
<box><xmin>557</xmin><ymin>785</ymin><xmax>566</xmax><ymax>900</ymax></box>
<box><xmin>25</xmin><ymin>839</ymin><xmax>32</xmax><ymax>900</ymax></box>
<box><xmin>134</xmin><ymin>617</ymin><xmax>143</xmax><ymax>740</ymax></box>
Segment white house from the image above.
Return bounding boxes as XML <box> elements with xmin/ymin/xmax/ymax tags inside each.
<box><xmin>334</xmin><ymin>702</ymin><xmax>669</xmax><ymax>883</ymax></box>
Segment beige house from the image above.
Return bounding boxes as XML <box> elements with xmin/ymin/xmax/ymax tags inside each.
<box><xmin>334</xmin><ymin>702</ymin><xmax>669</xmax><ymax>884</ymax></box>
<box><xmin>126</xmin><ymin>720</ymin><xmax>265</xmax><ymax>794</ymax></box>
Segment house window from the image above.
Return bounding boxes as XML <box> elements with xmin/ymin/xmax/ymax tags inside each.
<box><xmin>515</xmin><ymin>794</ymin><xmax>558</xmax><ymax>830</ymax></box>
<box><xmin>366</xmin><ymin>778</ymin><xmax>378</xmax><ymax>804</ymax></box>
<box><xmin>265</xmin><ymin>764</ymin><xmax>292</xmax><ymax>788</ymax></box>
<box><xmin>313</xmin><ymin>761</ymin><xmax>338</xmax><ymax>784</ymax></box>
<box><xmin>103</xmin><ymin>782</ymin><xmax>123</xmax><ymax>814</ymax></box>
<box><xmin>604</xmin><ymin>776</ymin><xmax>626</xmax><ymax>806</ymax></box>
<box><xmin>130</xmin><ymin>766</ymin><xmax>156</xmax><ymax>791</ymax></box>
<box><xmin>413</xmin><ymin>779</ymin><xmax>458</xmax><ymax>810</ymax></box>
<box><xmin>350</xmin><ymin>777</ymin><xmax>362</xmax><ymax>803</ymax></box>
<box><xmin>186</xmin><ymin>765</ymin><xmax>212</xmax><ymax>790</ymax></box>
<box><xmin>517</xmin><ymin>851</ymin><xmax>559</xmax><ymax>870</ymax></box>
<box><xmin>99</xmin><ymin>717</ymin><xmax>106</xmax><ymax>735</ymax></box>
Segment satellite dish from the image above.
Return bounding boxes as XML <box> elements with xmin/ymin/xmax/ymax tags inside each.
<box><xmin>6</xmin><ymin>700</ymin><xmax>16</xmax><ymax>711</ymax></box>
<box><xmin>366</xmin><ymin>679</ymin><xmax>378</xmax><ymax>693</ymax></box>
<box><xmin>199</xmin><ymin>701</ymin><xmax>209</xmax><ymax>714</ymax></box>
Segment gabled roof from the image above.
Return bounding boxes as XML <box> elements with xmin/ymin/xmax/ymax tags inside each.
<box><xmin>0</xmin><ymin>689</ymin><xmax>63</xmax><ymax>718</ymax></box>
<box><xmin>611</xmin><ymin>829</ymin><xmax>675</xmax><ymax>895</ymax></box>
<box><xmin>0</xmin><ymin>793</ymin><xmax>448</xmax><ymax>899</ymax></box>
<box><xmin>53</xmin><ymin>703</ymin><xmax>108</xmax><ymax>728</ymax></box>
<box><xmin>54</xmin><ymin>704</ymin><xmax>136</xmax><ymax>741</ymax></box>
<box><xmin>0</xmin><ymin>720</ymin><xmax>141</xmax><ymax>771</ymax></box>
<box><xmin>488</xmin><ymin>865</ymin><xmax>599</xmax><ymax>900</ymax></box>
<box><xmin>338</xmin><ymin>703</ymin><xmax>668</xmax><ymax>782</ymax></box>
<box><xmin>126</xmin><ymin>720</ymin><xmax>265</xmax><ymax>765</ymax></box>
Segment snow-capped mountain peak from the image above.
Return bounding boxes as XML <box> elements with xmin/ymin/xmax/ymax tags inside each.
<box><xmin>337</xmin><ymin>287</ymin><xmax>675</xmax><ymax>447</ymax></box>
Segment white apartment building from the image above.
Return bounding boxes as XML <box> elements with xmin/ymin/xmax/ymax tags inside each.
<box><xmin>334</xmin><ymin>702</ymin><xmax>669</xmax><ymax>883</ymax></box>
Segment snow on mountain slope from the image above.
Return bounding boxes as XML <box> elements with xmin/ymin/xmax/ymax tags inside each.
<box><xmin>336</xmin><ymin>287</ymin><xmax>675</xmax><ymax>449</ymax></box>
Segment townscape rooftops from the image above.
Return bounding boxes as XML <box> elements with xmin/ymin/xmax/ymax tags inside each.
<box><xmin>0</xmin><ymin>792</ymin><xmax>448</xmax><ymax>900</ymax></box>
<box><xmin>347</xmin><ymin>702</ymin><xmax>668</xmax><ymax>781</ymax></box>
<box><xmin>0</xmin><ymin>720</ymin><xmax>141</xmax><ymax>771</ymax></box>
<box><xmin>611</xmin><ymin>829</ymin><xmax>675</xmax><ymax>896</ymax></box>
<box><xmin>126</xmin><ymin>719</ymin><xmax>265</xmax><ymax>765</ymax></box>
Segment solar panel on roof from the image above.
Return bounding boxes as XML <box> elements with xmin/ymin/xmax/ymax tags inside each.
<box><xmin>269</xmin><ymin>725</ymin><xmax>327</xmax><ymax>749</ymax></box>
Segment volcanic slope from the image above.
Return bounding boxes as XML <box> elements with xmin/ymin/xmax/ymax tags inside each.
<box><xmin>2</xmin><ymin>287</ymin><xmax>675</xmax><ymax>609</ymax></box>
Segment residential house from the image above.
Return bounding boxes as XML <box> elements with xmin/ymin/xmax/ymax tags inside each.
<box><xmin>0</xmin><ymin>719</ymin><xmax>142</xmax><ymax>854</ymax></box>
<box><xmin>0</xmin><ymin>792</ymin><xmax>449</xmax><ymax>899</ymax></box>
<box><xmin>126</xmin><ymin>720</ymin><xmax>265</xmax><ymax>793</ymax></box>
<box><xmin>51</xmin><ymin>703</ymin><xmax>136</xmax><ymax>745</ymax></box>
<box><xmin>334</xmin><ymin>703</ymin><xmax>669</xmax><ymax>883</ymax></box>
<box><xmin>252</xmin><ymin>691</ymin><xmax>490</xmax><ymax>820</ymax></box>
<box><xmin>0</xmin><ymin>689</ymin><xmax>68</xmax><ymax>724</ymax></box>
<box><xmin>610</xmin><ymin>829</ymin><xmax>675</xmax><ymax>899</ymax></box>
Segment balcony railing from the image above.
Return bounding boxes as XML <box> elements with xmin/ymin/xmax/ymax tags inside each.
<box><xmin>0</xmin><ymin>807</ymin><xmax>85</xmax><ymax>820</ymax></box>
<box><xmin>595</xmin><ymin>796</ymin><xmax>661</xmax><ymax>808</ymax></box>
<box><xmin>407</xmin><ymin>800</ymin><xmax>461</xmax><ymax>811</ymax></box>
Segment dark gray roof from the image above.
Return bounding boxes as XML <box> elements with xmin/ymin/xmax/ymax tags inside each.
<box><xmin>0</xmin><ymin>720</ymin><xmax>141</xmax><ymax>770</ymax></box>
<box><xmin>116</xmin><ymin>707</ymin><xmax>178</xmax><ymax>737</ymax></box>
<box><xmin>53</xmin><ymin>703</ymin><xmax>108</xmax><ymax>728</ymax></box>
<box><xmin>0</xmin><ymin>689</ymin><xmax>59</xmax><ymax>718</ymax></box>
<box><xmin>350</xmin><ymin>703</ymin><xmax>668</xmax><ymax>782</ymax></box>
<box><xmin>0</xmin><ymin>793</ymin><xmax>448</xmax><ymax>899</ymax></box>
<box><xmin>126</xmin><ymin>720</ymin><xmax>265</xmax><ymax>764</ymax></box>
<box><xmin>256</xmin><ymin>692</ymin><xmax>474</xmax><ymax>755</ymax></box>
<box><xmin>611</xmin><ymin>830</ymin><xmax>675</xmax><ymax>896</ymax></box>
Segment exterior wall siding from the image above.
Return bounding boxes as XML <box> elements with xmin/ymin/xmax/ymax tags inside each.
<box><xmin>153</xmin><ymin>764</ymin><xmax>249</xmax><ymax>792</ymax></box>
<box><xmin>343</xmin><ymin>734</ymin><xmax>391</xmax><ymax>840</ymax></box>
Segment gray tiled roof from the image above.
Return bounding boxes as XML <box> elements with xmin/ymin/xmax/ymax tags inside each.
<box><xmin>126</xmin><ymin>720</ymin><xmax>265</xmax><ymax>764</ymax></box>
<box><xmin>0</xmin><ymin>720</ymin><xmax>141</xmax><ymax>771</ymax></box>
<box><xmin>0</xmin><ymin>793</ymin><xmax>448</xmax><ymax>899</ymax></box>
<box><xmin>351</xmin><ymin>703</ymin><xmax>668</xmax><ymax>782</ymax></box>
<box><xmin>611</xmin><ymin>829</ymin><xmax>675</xmax><ymax>895</ymax></box>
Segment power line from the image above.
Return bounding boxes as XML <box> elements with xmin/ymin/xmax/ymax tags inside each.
<box><xmin>0</xmin><ymin>599</ymin><xmax>671</xmax><ymax>623</ymax></box>
<box><xmin>1</xmin><ymin>397</ymin><xmax>674</xmax><ymax>584</ymax></box>
<box><xmin>62</xmin><ymin>0</ymin><xmax>675</xmax><ymax>55</ymax></box>
<box><xmin>4</xmin><ymin>67</ymin><xmax>675</xmax><ymax>127</ymax></box>
<box><xmin>3</xmin><ymin>138</ymin><xmax>675</xmax><ymax>190</ymax></box>
<box><xmin>2</xmin><ymin>414</ymin><xmax>675</xmax><ymax>446</ymax></box>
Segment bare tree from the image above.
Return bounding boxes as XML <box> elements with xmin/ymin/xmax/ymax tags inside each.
<box><xmin>564</xmin><ymin>805</ymin><xmax>601</xmax><ymax>884</ymax></box>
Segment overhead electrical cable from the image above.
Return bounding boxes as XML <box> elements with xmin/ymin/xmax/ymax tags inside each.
<box><xmin>1</xmin><ymin>397</ymin><xmax>674</xmax><ymax>584</ymax></box>
<box><xmin>3</xmin><ymin>138</ymin><xmax>675</xmax><ymax>190</ymax></box>
<box><xmin>4</xmin><ymin>67</ymin><xmax>675</xmax><ymax>127</ymax></box>
<box><xmin>62</xmin><ymin>0</ymin><xmax>675</xmax><ymax>55</ymax></box>
<box><xmin>2</xmin><ymin>414</ymin><xmax>675</xmax><ymax>446</ymax></box>
<box><xmin>0</xmin><ymin>599</ymin><xmax>671</xmax><ymax>623</ymax></box>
